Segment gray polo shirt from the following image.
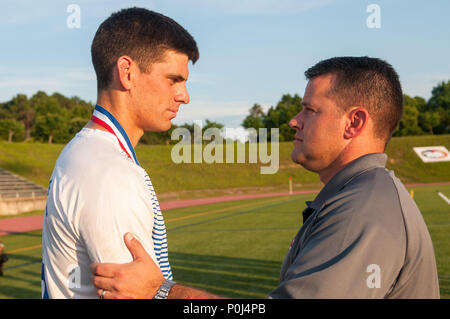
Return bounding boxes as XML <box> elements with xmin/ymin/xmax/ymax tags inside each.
<box><xmin>269</xmin><ymin>153</ymin><xmax>440</xmax><ymax>298</ymax></box>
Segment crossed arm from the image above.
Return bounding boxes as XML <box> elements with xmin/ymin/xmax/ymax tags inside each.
<box><xmin>90</xmin><ymin>233</ymin><xmax>223</xmax><ymax>299</ymax></box>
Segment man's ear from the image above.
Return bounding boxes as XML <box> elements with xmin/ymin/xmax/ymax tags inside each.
<box><xmin>115</xmin><ymin>56</ymin><xmax>133</xmax><ymax>90</ymax></box>
<box><xmin>343</xmin><ymin>107</ymin><xmax>369</xmax><ymax>139</ymax></box>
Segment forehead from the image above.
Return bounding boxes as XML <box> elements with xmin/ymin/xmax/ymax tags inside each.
<box><xmin>150</xmin><ymin>50</ymin><xmax>189</xmax><ymax>74</ymax></box>
<box><xmin>303</xmin><ymin>74</ymin><xmax>335</xmax><ymax>102</ymax></box>
<box><xmin>305</xmin><ymin>74</ymin><xmax>334</xmax><ymax>97</ymax></box>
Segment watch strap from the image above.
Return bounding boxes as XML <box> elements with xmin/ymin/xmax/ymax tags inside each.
<box><xmin>153</xmin><ymin>279</ymin><xmax>176</xmax><ymax>299</ymax></box>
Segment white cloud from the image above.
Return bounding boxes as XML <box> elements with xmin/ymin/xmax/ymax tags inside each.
<box><xmin>173</xmin><ymin>98</ymin><xmax>272</xmax><ymax>126</ymax></box>
<box><xmin>402</xmin><ymin>72</ymin><xmax>450</xmax><ymax>100</ymax></box>
<box><xmin>0</xmin><ymin>66</ymin><xmax>96</xmax><ymax>102</ymax></box>
<box><xmin>187</xmin><ymin>72</ymin><xmax>224</xmax><ymax>85</ymax></box>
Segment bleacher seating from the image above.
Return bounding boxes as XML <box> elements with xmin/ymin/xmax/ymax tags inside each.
<box><xmin>0</xmin><ymin>168</ymin><xmax>47</xmax><ymax>199</ymax></box>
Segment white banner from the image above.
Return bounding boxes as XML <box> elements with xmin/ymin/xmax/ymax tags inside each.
<box><xmin>413</xmin><ymin>146</ymin><xmax>450</xmax><ymax>163</ymax></box>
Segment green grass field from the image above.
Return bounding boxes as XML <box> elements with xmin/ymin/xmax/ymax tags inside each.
<box><xmin>1</xmin><ymin>184</ymin><xmax>449</xmax><ymax>299</ymax></box>
<box><xmin>0</xmin><ymin>135</ymin><xmax>448</xmax><ymax>200</ymax></box>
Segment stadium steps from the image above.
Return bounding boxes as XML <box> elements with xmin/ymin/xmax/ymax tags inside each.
<box><xmin>0</xmin><ymin>168</ymin><xmax>47</xmax><ymax>199</ymax></box>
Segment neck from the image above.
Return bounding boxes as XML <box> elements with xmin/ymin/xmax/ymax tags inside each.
<box><xmin>318</xmin><ymin>155</ymin><xmax>350</xmax><ymax>185</ymax></box>
<box><xmin>92</xmin><ymin>90</ymin><xmax>143</xmax><ymax>148</ymax></box>
<box><xmin>318</xmin><ymin>139</ymin><xmax>385</xmax><ymax>185</ymax></box>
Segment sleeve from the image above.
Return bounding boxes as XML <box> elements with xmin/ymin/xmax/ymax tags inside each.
<box><xmin>269</xmin><ymin>193</ymin><xmax>406</xmax><ymax>299</ymax></box>
<box><xmin>77</xmin><ymin>167</ymin><xmax>158</xmax><ymax>265</ymax></box>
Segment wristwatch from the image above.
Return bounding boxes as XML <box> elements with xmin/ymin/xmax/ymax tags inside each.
<box><xmin>153</xmin><ymin>279</ymin><xmax>176</xmax><ymax>299</ymax></box>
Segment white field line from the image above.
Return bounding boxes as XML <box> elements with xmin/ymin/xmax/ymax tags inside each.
<box><xmin>437</xmin><ymin>191</ymin><xmax>450</xmax><ymax>205</ymax></box>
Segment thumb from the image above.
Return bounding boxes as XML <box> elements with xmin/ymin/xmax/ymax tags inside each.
<box><xmin>124</xmin><ymin>232</ymin><xmax>148</xmax><ymax>261</ymax></box>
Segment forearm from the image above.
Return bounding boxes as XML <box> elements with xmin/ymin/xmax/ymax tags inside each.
<box><xmin>168</xmin><ymin>284</ymin><xmax>226</xmax><ymax>299</ymax></box>
<box><xmin>91</xmin><ymin>233</ymin><xmax>228</xmax><ymax>300</ymax></box>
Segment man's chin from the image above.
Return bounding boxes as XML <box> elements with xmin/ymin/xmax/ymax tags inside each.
<box><xmin>147</xmin><ymin>121</ymin><xmax>172</xmax><ymax>132</ymax></box>
<box><xmin>291</xmin><ymin>151</ymin><xmax>304</xmax><ymax>166</ymax></box>
<box><xmin>291</xmin><ymin>152</ymin><xmax>317</xmax><ymax>172</ymax></box>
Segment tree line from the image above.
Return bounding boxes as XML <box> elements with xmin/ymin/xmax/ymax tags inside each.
<box><xmin>242</xmin><ymin>80</ymin><xmax>450</xmax><ymax>141</ymax></box>
<box><xmin>0</xmin><ymin>91</ymin><xmax>224</xmax><ymax>145</ymax></box>
<box><xmin>0</xmin><ymin>91</ymin><xmax>92</xmax><ymax>144</ymax></box>
<box><xmin>0</xmin><ymin>80</ymin><xmax>449</xmax><ymax>144</ymax></box>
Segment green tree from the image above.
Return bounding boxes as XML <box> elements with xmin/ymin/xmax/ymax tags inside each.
<box><xmin>263</xmin><ymin>94</ymin><xmax>302</xmax><ymax>141</ymax></box>
<box><xmin>30</xmin><ymin>91</ymin><xmax>50</xmax><ymax>110</ymax></box>
<box><xmin>426</xmin><ymin>80</ymin><xmax>450</xmax><ymax>134</ymax></box>
<box><xmin>0</xmin><ymin>118</ymin><xmax>24</xmax><ymax>142</ymax></box>
<box><xmin>68</xmin><ymin>117</ymin><xmax>89</xmax><ymax>136</ymax></box>
<box><xmin>203</xmin><ymin>119</ymin><xmax>224</xmax><ymax>143</ymax></box>
<box><xmin>140</xmin><ymin>125</ymin><xmax>179</xmax><ymax>145</ymax></box>
<box><xmin>203</xmin><ymin>119</ymin><xmax>223</xmax><ymax>131</ymax></box>
<box><xmin>393</xmin><ymin>95</ymin><xmax>423</xmax><ymax>136</ymax></box>
<box><xmin>32</xmin><ymin>93</ymin><xmax>71</xmax><ymax>143</ymax></box>
<box><xmin>71</xmin><ymin>104</ymin><xmax>93</xmax><ymax>119</ymax></box>
<box><xmin>1</xmin><ymin>90</ymin><xmax>95</xmax><ymax>143</ymax></box>
<box><xmin>34</xmin><ymin>113</ymin><xmax>69</xmax><ymax>144</ymax></box>
<box><xmin>242</xmin><ymin>104</ymin><xmax>265</xmax><ymax>141</ymax></box>
<box><xmin>10</xmin><ymin>93</ymin><xmax>35</xmax><ymax>140</ymax></box>
<box><xmin>419</xmin><ymin>111</ymin><xmax>441</xmax><ymax>135</ymax></box>
<box><xmin>242</xmin><ymin>115</ymin><xmax>264</xmax><ymax>131</ymax></box>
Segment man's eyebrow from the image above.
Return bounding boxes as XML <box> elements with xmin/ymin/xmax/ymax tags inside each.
<box><xmin>167</xmin><ymin>74</ymin><xmax>187</xmax><ymax>82</ymax></box>
<box><xmin>302</xmin><ymin>101</ymin><xmax>313</xmax><ymax>107</ymax></box>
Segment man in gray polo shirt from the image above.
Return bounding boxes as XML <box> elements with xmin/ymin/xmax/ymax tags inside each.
<box><xmin>90</xmin><ymin>56</ymin><xmax>439</xmax><ymax>299</ymax></box>
<box><xmin>269</xmin><ymin>152</ymin><xmax>439</xmax><ymax>298</ymax></box>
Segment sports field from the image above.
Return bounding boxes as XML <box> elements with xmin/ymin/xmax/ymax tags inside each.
<box><xmin>0</xmin><ymin>184</ymin><xmax>449</xmax><ymax>299</ymax></box>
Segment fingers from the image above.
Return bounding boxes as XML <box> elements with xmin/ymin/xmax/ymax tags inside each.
<box><xmin>96</xmin><ymin>288</ymin><xmax>122</xmax><ymax>299</ymax></box>
<box><xmin>123</xmin><ymin>232</ymin><xmax>149</xmax><ymax>261</ymax></box>
<box><xmin>90</xmin><ymin>262</ymin><xmax>121</xmax><ymax>278</ymax></box>
<box><xmin>92</xmin><ymin>275</ymin><xmax>132</xmax><ymax>299</ymax></box>
<box><xmin>92</xmin><ymin>274</ymin><xmax>116</xmax><ymax>292</ymax></box>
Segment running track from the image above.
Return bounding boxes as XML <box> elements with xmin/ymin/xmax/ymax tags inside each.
<box><xmin>0</xmin><ymin>190</ymin><xmax>319</xmax><ymax>236</ymax></box>
<box><xmin>1</xmin><ymin>181</ymin><xmax>449</xmax><ymax>236</ymax></box>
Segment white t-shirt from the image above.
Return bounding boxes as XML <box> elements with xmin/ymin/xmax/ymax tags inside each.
<box><xmin>41</xmin><ymin>128</ymin><xmax>168</xmax><ymax>298</ymax></box>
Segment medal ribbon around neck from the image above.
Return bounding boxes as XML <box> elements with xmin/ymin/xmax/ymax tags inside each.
<box><xmin>91</xmin><ymin>104</ymin><xmax>140</xmax><ymax>166</ymax></box>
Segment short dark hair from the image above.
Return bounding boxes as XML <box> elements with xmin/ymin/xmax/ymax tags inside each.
<box><xmin>305</xmin><ymin>56</ymin><xmax>403</xmax><ymax>142</ymax></box>
<box><xmin>91</xmin><ymin>7</ymin><xmax>199</xmax><ymax>90</ymax></box>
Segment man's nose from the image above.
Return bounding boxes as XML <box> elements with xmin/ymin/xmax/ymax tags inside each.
<box><xmin>289</xmin><ymin>118</ymin><xmax>297</xmax><ymax>128</ymax></box>
<box><xmin>289</xmin><ymin>115</ymin><xmax>302</xmax><ymax>130</ymax></box>
<box><xmin>175</xmin><ymin>85</ymin><xmax>190</xmax><ymax>104</ymax></box>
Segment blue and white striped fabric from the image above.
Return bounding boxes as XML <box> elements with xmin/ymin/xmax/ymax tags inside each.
<box><xmin>145</xmin><ymin>174</ymin><xmax>173</xmax><ymax>280</ymax></box>
<box><xmin>93</xmin><ymin>104</ymin><xmax>172</xmax><ymax>280</ymax></box>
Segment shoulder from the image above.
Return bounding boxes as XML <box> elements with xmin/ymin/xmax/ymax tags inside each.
<box><xmin>313</xmin><ymin>167</ymin><xmax>406</xmax><ymax>250</ymax></box>
<box><xmin>50</xmin><ymin>129</ymin><xmax>151</xmax><ymax>217</ymax></box>
<box><xmin>54</xmin><ymin>129</ymin><xmax>145</xmax><ymax>189</ymax></box>
<box><xmin>323</xmin><ymin>166</ymin><xmax>402</xmax><ymax>218</ymax></box>
<box><xmin>339</xmin><ymin>167</ymin><xmax>425</xmax><ymax>231</ymax></box>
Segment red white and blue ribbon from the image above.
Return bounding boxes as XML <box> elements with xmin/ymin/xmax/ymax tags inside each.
<box><xmin>91</xmin><ymin>104</ymin><xmax>139</xmax><ymax>166</ymax></box>
<box><xmin>91</xmin><ymin>104</ymin><xmax>172</xmax><ymax>280</ymax></box>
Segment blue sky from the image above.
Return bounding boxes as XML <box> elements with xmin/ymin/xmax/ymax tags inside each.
<box><xmin>1</xmin><ymin>0</ymin><xmax>450</xmax><ymax>130</ymax></box>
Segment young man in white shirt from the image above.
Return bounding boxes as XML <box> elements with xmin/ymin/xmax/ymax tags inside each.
<box><xmin>41</xmin><ymin>7</ymin><xmax>199</xmax><ymax>298</ymax></box>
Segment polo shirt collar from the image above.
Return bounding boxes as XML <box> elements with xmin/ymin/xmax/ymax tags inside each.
<box><xmin>306</xmin><ymin>153</ymin><xmax>388</xmax><ymax>210</ymax></box>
